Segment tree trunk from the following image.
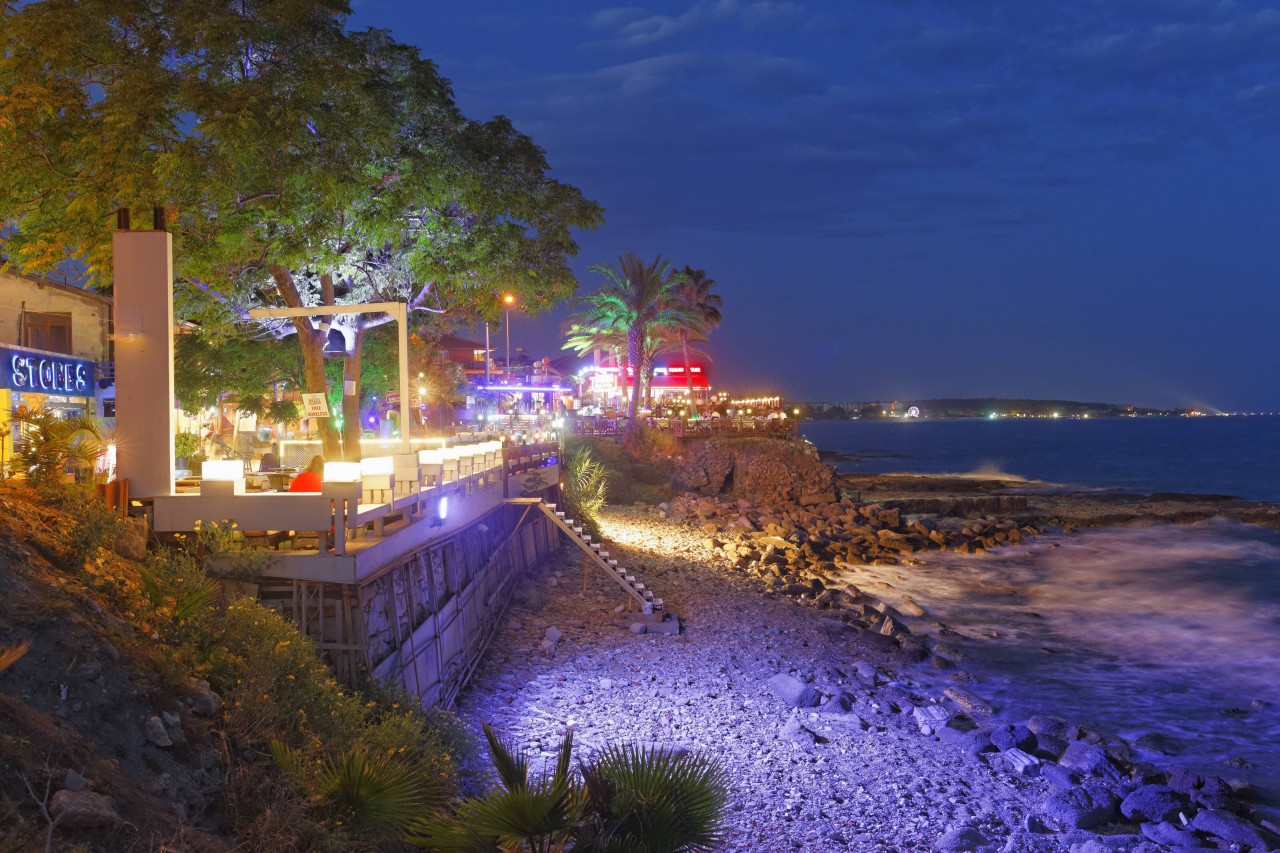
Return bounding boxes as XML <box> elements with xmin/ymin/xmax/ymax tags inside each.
<box><xmin>270</xmin><ymin>265</ymin><xmax>341</xmax><ymax>460</ymax></box>
<box><xmin>682</xmin><ymin>332</ymin><xmax>695</xmax><ymax>413</ymax></box>
<box><xmin>341</xmin><ymin>326</ymin><xmax>366</xmax><ymax>461</ymax></box>
<box><xmin>626</xmin><ymin>329</ymin><xmax>642</xmax><ymax>421</ymax></box>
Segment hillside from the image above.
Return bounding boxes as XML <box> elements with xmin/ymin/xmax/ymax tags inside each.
<box><xmin>0</xmin><ymin>481</ymin><xmax>468</xmax><ymax>852</ymax></box>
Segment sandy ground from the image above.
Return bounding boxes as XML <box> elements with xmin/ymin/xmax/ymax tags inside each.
<box><xmin>453</xmin><ymin>505</ymin><xmax>1096</xmax><ymax>853</ymax></box>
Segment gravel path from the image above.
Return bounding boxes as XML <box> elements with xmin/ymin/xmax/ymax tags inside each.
<box><xmin>454</xmin><ymin>506</ymin><xmax>1067</xmax><ymax>852</ymax></box>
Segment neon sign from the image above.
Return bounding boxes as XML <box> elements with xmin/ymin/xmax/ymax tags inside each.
<box><xmin>1</xmin><ymin>347</ymin><xmax>92</xmax><ymax>395</ymax></box>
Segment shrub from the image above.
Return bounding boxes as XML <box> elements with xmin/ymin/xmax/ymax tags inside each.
<box><xmin>59</xmin><ymin>487</ymin><xmax>122</xmax><ymax>572</ymax></box>
<box><xmin>409</xmin><ymin>725</ymin><xmax>728</xmax><ymax>852</ymax></box>
<box><xmin>174</xmin><ymin>431</ymin><xmax>201</xmax><ymax>461</ymax></box>
<box><xmin>579</xmin><ymin>744</ymin><xmax>729</xmax><ymax>853</ymax></box>
<box><xmin>563</xmin><ymin>446</ymin><xmax>608</xmax><ymax>539</ymax></box>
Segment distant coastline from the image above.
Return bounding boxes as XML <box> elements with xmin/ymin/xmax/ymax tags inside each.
<box><xmin>795</xmin><ymin>397</ymin><xmax>1252</xmax><ymax>420</ymax></box>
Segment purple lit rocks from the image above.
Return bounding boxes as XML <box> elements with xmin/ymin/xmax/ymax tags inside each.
<box><xmin>451</xmin><ymin>503</ymin><xmax>1280</xmax><ymax>852</ymax></box>
<box><xmin>453</xmin><ymin>506</ymin><xmax>1055</xmax><ymax>851</ymax></box>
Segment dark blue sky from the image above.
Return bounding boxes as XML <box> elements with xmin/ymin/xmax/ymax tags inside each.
<box><xmin>349</xmin><ymin>1</ymin><xmax>1280</xmax><ymax>411</ymax></box>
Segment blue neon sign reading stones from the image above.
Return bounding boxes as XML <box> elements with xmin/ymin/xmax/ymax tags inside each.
<box><xmin>0</xmin><ymin>346</ymin><xmax>94</xmax><ymax>395</ymax></box>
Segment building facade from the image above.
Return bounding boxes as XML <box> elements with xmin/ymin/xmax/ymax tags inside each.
<box><xmin>0</xmin><ymin>269</ymin><xmax>114</xmax><ymax>469</ymax></box>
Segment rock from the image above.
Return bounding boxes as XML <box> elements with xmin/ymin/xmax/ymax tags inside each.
<box><xmin>49</xmin><ymin>789</ymin><xmax>117</xmax><ymax>828</ymax></box>
<box><xmin>1134</xmin><ymin>732</ymin><xmax>1181</xmax><ymax>756</ymax></box>
<box><xmin>1041</xmin><ymin>783</ymin><xmax>1118</xmax><ymax>831</ymax></box>
<box><xmin>1139</xmin><ymin>821</ymin><xmax>1207</xmax><ymax>848</ymax></box>
<box><xmin>853</xmin><ymin>660</ymin><xmax>880</xmax><ymax>685</ymax></box>
<box><xmin>961</xmin><ymin>730</ymin><xmax>998</xmax><ymax>756</ymax></box>
<box><xmin>1191</xmin><ymin>809</ymin><xmax>1278</xmax><ymax>848</ymax></box>
<box><xmin>781</xmin><ymin>717</ymin><xmax>820</xmax><ymax>745</ymax></box>
<box><xmin>991</xmin><ymin>724</ymin><xmax>1037</xmax><ymax>754</ymax></box>
<box><xmin>1033</xmin><ymin>733</ymin><xmax>1068</xmax><ymax>761</ymax></box>
<box><xmin>113</xmin><ymin>516</ymin><xmax>148</xmax><ymax>561</ymax></box>
<box><xmin>187</xmin><ymin>679</ymin><xmax>222</xmax><ymax>716</ymax></box>
<box><xmin>935</xmin><ymin>824</ymin><xmax>989</xmax><ymax>852</ymax></box>
<box><xmin>767</xmin><ymin>674</ymin><xmax>820</xmax><ymax>708</ymax></box>
<box><xmin>629</xmin><ymin>623</ymin><xmax>647</xmax><ymax>634</ymax></box>
<box><xmin>912</xmin><ymin>704</ymin><xmax>954</xmax><ymax>731</ymax></box>
<box><xmin>1191</xmin><ymin>775</ymin><xmax>1233</xmax><ymax>811</ymax></box>
<box><xmin>943</xmin><ymin>687</ymin><xmax>993</xmax><ymax>716</ymax></box>
<box><xmin>1120</xmin><ymin>784</ymin><xmax>1183</xmax><ymax>824</ymax></box>
<box><xmin>544</xmin><ymin>627</ymin><xmax>563</xmax><ymax>643</ymax></box>
<box><xmin>1041</xmin><ymin>764</ymin><xmax>1080</xmax><ymax>791</ymax></box>
<box><xmin>62</xmin><ymin>769</ymin><xmax>87</xmax><ymax>792</ymax></box>
<box><xmin>1165</xmin><ymin>766</ymin><xmax>1201</xmax><ymax>796</ymax></box>
<box><xmin>1058</xmin><ymin>742</ymin><xmax>1115</xmax><ymax>777</ymax></box>
<box><xmin>145</xmin><ymin>715</ymin><xmax>173</xmax><ymax>747</ymax></box>
<box><xmin>160</xmin><ymin>709</ymin><xmax>181</xmax><ymax>728</ymax></box>
<box><xmin>1001</xmin><ymin>748</ymin><xmax>1042</xmax><ymax>777</ymax></box>
<box><xmin>1027</xmin><ymin>714</ymin><xmax>1079</xmax><ymax>741</ymax></box>
<box><xmin>819</xmin><ymin>690</ymin><xmax>854</xmax><ymax>715</ymax></box>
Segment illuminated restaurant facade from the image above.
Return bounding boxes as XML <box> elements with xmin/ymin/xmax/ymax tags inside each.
<box><xmin>580</xmin><ymin>358</ymin><xmax>711</xmax><ymax>409</ymax></box>
<box><xmin>0</xmin><ymin>269</ymin><xmax>114</xmax><ymax>468</ymax></box>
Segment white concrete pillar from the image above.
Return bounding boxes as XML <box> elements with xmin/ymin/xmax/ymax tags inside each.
<box><xmin>113</xmin><ymin>227</ymin><xmax>175</xmax><ymax>497</ymax></box>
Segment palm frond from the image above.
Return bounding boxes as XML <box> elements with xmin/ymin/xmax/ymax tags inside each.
<box><xmin>483</xmin><ymin>723</ymin><xmax>530</xmax><ymax>792</ymax></box>
<box><xmin>0</xmin><ymin>640</ymin><xmax>32</xmax><ymax>675</ymax></box>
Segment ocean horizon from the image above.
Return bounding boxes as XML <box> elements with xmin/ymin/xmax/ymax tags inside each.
<box><xmin>800</xmin><ymin>414</ymin><xmax>1280</xmax><ymax>503</ymax></box>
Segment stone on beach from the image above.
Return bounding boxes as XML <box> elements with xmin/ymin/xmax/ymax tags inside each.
<box><xmin>767</xmin><ymin>673</ymin><xmax>820</xmax><ymax>708</ymax></box>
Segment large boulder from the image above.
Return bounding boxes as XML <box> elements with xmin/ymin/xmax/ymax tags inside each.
<box><xmin>1057</xmin><ymin>741</ymin><xmax>1115</xmax><ymax>778</ymax></box>
<box><xmin>1191</xmin><ymin>809</ymin><xmax>1279</xmax><ymax>849</ymax></box>
<box><xmin>1041</xmin><ymin>783</ymin><xmax>1118</xmax><ymax>831</ymax></box>
<box><xmin>1120</xmin><ymin>784</ymin><xmax>1183</xmax><ymax>824</ymax></box>
<box><xmin>113</xmin><ymin>515</ymin><xmax>148</xmax><ymax>561</ymax></box>
<box><xmin>50</xmin><ymin>790</ymin><xmax>118</xmax><ymax>828</ymax></box>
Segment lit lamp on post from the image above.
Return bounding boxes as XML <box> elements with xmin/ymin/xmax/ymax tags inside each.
<box><xmin>503</xmin><ymin>294</ymin><xmax>515</xmax><ymax>382</ymax></box>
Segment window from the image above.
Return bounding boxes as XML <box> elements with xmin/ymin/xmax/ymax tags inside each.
<box><xmin>23</xmin><ymin>312</ymin><xmax>73</xmax><ymax>355</ymax></box>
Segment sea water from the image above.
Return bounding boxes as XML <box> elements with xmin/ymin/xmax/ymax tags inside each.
<box><xmin>801</xmin><ymin>415</ymin><xmax>1280</xmax><ymax>502</ymax></box>
<box><xmin>804</xmin><ymin>417</ymin><xmax>1280</xmax><ymax>801</ymax></box>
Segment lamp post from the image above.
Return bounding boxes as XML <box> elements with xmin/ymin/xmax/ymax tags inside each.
<box><xmin>484</xmin><ymin>321</ymin><xmax>491</xmax><ymax>384</ymax></box>
<box><xmin>503</xmin><ymin>294</ymin><xmax>515</xmax><ymax>381</ymax></box>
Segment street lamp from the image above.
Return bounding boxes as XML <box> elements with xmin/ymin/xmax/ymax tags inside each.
<box><xmin>503</xmin><ymin>294</ymin><xmax>515</xmax><ymax>381</ymax></box>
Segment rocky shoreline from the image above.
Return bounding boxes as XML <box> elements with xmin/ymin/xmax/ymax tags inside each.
<box><xmin>454</xmin><ymin>494</ymin><xmax>1280</xmax><ymax>852</ymax></box>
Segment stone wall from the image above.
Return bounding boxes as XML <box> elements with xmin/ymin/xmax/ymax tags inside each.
<box><xmin>672</xmin><ymin>437</ymin><xmax>836</xmax><ymax>506</ymax></box>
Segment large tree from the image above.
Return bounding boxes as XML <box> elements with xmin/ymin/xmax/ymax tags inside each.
<box><xmin>1</xmin><ymin>0</ymin><xmax>602</xmax><ymax>459</ymax></box>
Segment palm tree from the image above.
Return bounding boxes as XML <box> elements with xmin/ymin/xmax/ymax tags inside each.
<box><xmin>674</xmin><ymin>267</ymin><xmax>722</xmax><ymax>413</ymax></box>
<box><xmin>5</xmin><ymin>407</ymin><xmax>105</xmax><ymax>486</ymax></box>
<box><xmin>579</xmin><ymin>253</ymin><xmax>697</xmax><ymax>422</ymax></box>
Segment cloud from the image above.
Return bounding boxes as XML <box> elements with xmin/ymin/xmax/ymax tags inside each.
<box><xmin>588</xmin><ymin>0</ymin><xmax>805</xmax><ymax>47</ymax></box>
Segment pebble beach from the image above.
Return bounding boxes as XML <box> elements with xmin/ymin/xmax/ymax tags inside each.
<box><xmin>457</xmin><ymin>506</ymin><xmax>1059</xmax><ymax>851</ymax></box>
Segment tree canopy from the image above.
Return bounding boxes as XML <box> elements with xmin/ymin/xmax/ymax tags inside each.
<box><xmin>1</xmin><ymin>0</ymin><xmax>603</xmax><ymax>457</ymax></box>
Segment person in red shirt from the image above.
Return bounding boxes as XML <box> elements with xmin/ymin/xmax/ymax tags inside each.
<box><xmin>289</xmin><ymin>455</ymin><xmax>325</xmax><ymax>492</ymax></box>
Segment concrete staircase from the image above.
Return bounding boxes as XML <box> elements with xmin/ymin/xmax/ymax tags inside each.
<box><xmin>535</xmin><ymin>501</ymin><xmax>680</xmax><ymax>635</ymax></box>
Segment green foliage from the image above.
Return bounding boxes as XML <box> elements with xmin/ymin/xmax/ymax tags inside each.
<box><xmin>267</xmin><ymin>399</ymin><xmax>302</xmax><ymax>425</ymax></box>
<box><xmin>409</xmin><ymin>726</ymin><xmax>728</xmax><ymax>853</ymax></box>
<box><xmin>174</xmin><ymin>332</ymin><xmax>304</xmax><ymax>416</ymax></box>
<box><xmin>578</xmin><ymin>745</ymin><xmax>729</xmax><ymax>853</ymax></box>
<box><xmin>174</xmin><ymin>431</ymin><xmax>201</xmax><ymax>460</ymax></box>
<box><xmin>410</xmin><ymin>725</ymin><xmax>580</xmax><ymax>852</ymax></box>
<box><xmin>58</xmin><ymin>487</ymin><xmax>122</xmax><ymax>572</ymax></box>
<box><xmin>192</xmin><ymin>519</ymin><xmax>275</xmax><ymax>580</ymax></box>
<box><xmin>4</xmin><ymin>407</ymin><xmax>103</xmax><ymax>486</ymax></box>
<box><xmin>272</xmin><ymin>741</ymin><xmax>447</xmax><ymax>839</ymax></box>
<box><xmin>563</xmin><ymin>446</ymin><xmax>608</xmax><ymax>540</ymax></box>
<box><xmin>565</xmin><ymin>254</ymin><xmax>701</xmax><ymax>422</ymax></box>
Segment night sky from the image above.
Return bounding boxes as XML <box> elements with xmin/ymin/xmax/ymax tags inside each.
<box><xmin>348</xmin><ymin>1</ymin><xmax>1280</xmax><ymax>411</ymax></box>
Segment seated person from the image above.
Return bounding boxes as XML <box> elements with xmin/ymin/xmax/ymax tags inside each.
<box><xmin>289</xmin><ymin>455</ymin><xmax>325</xmax><ymax>492</ymax></box>
<box><xmin>259</xmin><ymin>442</ymin><xmax>281</xmax><ymax>471</ymax></box>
